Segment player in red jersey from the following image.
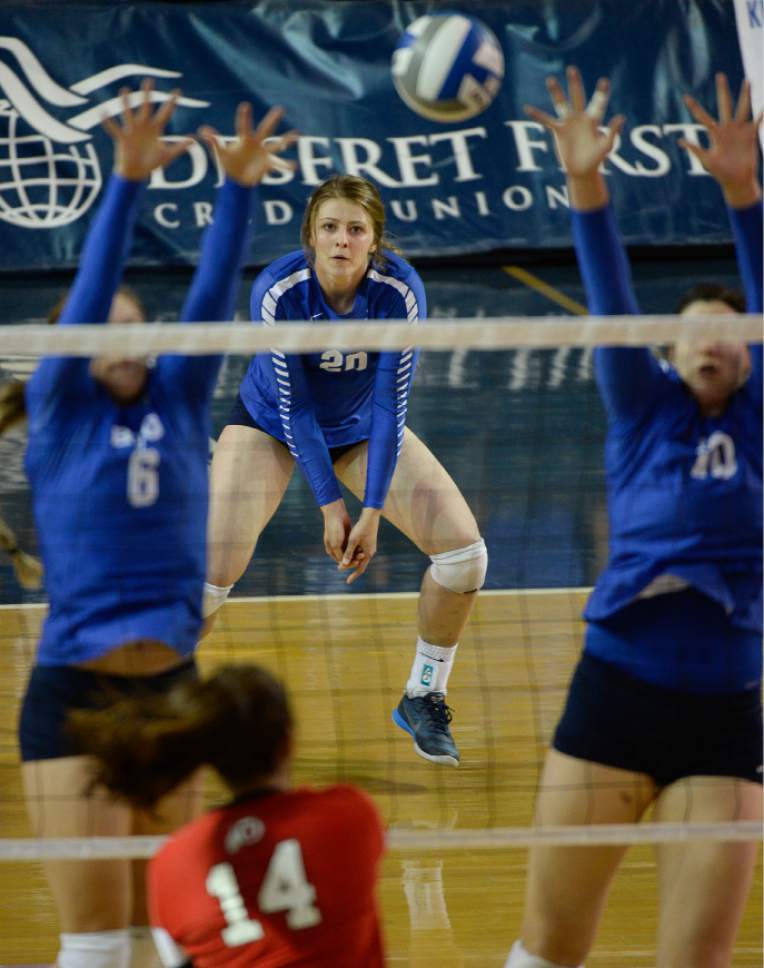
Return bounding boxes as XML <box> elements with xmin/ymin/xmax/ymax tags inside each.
<box><xmin>69</xmin><ymin>664</ymin><xmax>385</xmax><ymax>967</ymax></box>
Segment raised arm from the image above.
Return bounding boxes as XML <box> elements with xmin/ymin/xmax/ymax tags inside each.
<box><xmin>525</xmin><ymin>67</ymin><xmax>665</xmax><ymax>421</ymax></box>
<box><xmin>28</xmin><ymin>82</ymin><xmax>190</xmax><ymax>404</ymax></box>
<box><xmin>683</xmin><ymin>74</ymin><xmax>763</xmax><ymax>397</ymax></box>
<box><xmin>161</xmin><ymin>105</ymin><xmax>298</xmax><ymax>401</ymax></box>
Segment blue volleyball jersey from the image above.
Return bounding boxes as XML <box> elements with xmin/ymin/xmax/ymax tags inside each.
<box><xmin>25</xmin><ymin>175</ymin><xmax>254</xmax><ymax>665</ymax></box>
<box><xmin>239</xmin><ymin>249</ymin><xmax>425</xmax><ymax>508</ymax></box>
<box><xmin>572</xmin><ymin>203</ymin><xmax>763</xmax><ymax>652</ymax></box>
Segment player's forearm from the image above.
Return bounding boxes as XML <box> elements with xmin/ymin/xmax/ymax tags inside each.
<box><xmin>59</xmin><ymin>175</ymin><xmax>143</xmax><ymax>326</ymax></box>
<box><xmin>181</xmin><ymin>178</ymin><xmax>255</xmax><ymax>323</ymax></box>
<box><xmin>364</xmin><ymin>405</ymin><xmax>399</xmax><ymax>508</ymax></box>
<box><xmin>571</xmin><ymin>204</ymin><xmax>639</xmax><ymax>316</ymax></box>
<box><xmin>727</xmin><ymin>200</ymin><xmax>763</xmax><ymax>313</ymax></box>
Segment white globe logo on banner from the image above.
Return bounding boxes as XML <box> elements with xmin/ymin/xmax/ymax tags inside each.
<box><xmin>0</xmin><ymin>37</ymin><xmax>208</xmax><ymax>229</ymax></box>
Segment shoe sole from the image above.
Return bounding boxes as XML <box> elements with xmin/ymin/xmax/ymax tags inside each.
<box><xmin>391</xmin><ymin>708</ymin><xmax>459</xmax><ymax>767</ymax></box>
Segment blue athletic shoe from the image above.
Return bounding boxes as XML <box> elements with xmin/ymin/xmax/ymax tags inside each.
<box><xmin>392</xmin><ymin>692</ymin><xmax>460</xmax><ymax>766</ymax></box>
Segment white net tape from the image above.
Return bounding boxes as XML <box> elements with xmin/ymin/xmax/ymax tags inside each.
<box><xmin>0</xmin><ymin>313</ymin><xmax>761</xmax><ymax>357</ymax></box>
<box><xmin>0</xmin><ymin>822</ymin><xmax>760</xmax><ymax>861</ymax></box>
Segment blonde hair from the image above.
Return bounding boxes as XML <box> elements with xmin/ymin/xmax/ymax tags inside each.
<box><xmin>300</xmin><ymin>175</ymin><xmax>399</xmax><ymax>270</ymax></box>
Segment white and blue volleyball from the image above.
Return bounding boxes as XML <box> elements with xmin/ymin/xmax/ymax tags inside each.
<box><xmin>392</xmin><ymin>14</ymin><xmax>504</xmax><ymax>123</ymax></box>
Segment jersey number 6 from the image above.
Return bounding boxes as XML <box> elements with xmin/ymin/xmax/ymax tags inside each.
<box><xmin>206</xmin><ymin>838</ymin><xmax>322</xmax><ymax>948</ymax></box>
<box><xmin>127</xmin><ymin>447</ymin><xmax>161</xmax><ymax>508</ymax></box>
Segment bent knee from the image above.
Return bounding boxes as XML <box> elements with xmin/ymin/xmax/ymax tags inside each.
<box><xmin>430</xmin><ymin>538</ymin><xmax>487</xmax><ymax>594</ymax></box>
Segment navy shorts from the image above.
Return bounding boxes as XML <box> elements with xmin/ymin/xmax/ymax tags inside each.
<box><xmin>553</xmin><ymin>651</ymin><xmax>763</xmax><ymax>786</ymax></box>
<box><xmin>19</xmin><ymin>659</ymin><xmax>198</xmax><ymax>762</ymax></box>
<box><xmin>226</xmin><ymin>393</ymin><xmax>363</xmax><ymax>464</ymax></box>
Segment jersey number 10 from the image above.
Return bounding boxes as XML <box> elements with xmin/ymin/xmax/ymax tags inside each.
<box><xmin>206</xmin><ymin>838</ymin><xmax>322</xmax><ymax>947</ymax></box>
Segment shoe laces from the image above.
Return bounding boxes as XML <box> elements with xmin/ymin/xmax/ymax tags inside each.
<box><xmin>420</xmin><ymin>692</ymin><xmax>453</xmax><ymax>733</ymax></box>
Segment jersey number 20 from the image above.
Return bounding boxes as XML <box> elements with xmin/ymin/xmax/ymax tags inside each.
<box><xmin>206</xmin><ymin>838</ymin><xmax>322</xmax><ymax>947</ymax></box>
<box><xmin>319</xmin><ymin>349</ymin><xmax>368</xmax><ymax>372</ymax></box>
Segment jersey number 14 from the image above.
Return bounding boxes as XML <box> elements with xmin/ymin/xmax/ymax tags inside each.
<box><xmin>206</xmin><ymin>838</ymin><xmax>322</xmax><ymax>947</ymax></box>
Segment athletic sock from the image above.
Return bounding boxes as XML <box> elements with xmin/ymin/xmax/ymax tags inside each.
<box><xmin>406</xmin><ymin>637</ymin><xmax>457</xmax><ymax>697</ymax></box>
<box><xmin>57</xmin><ymin>930</ymin><xmax>130</xmax><ymax>968</ymax></box>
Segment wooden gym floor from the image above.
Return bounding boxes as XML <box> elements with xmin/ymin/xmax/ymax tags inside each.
<box><xmin>0</xmin><ymin>590</ymin><xmax>760</xmax><ymax>966</ymax></box>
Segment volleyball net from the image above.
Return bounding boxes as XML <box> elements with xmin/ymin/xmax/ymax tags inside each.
<box><xmin>0</xmin><ymin>314</ymin><xmax>760</xmax><ymax>960</ymax></box>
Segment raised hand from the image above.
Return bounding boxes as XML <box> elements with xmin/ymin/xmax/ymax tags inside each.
<box><xmin>524</xmin><ymin>66</ymin><xmax>624</xmax><ymax>209</ymax></box>
<box><xmin>103</xmin><ymin>78</ymin><xmax>192</xmax><ymax>181</ymax></box>
<box><xmin>525</xmin><ymin>66</ymin><xmax>625</xmax><ymax>177</ymax></box>
<box><xmin>682</xmin><ymin>73</ymin><xmax>762</xmax><ymax>208</ymax></box>
<box><xmin>199</xmin><ymin>104</ymin><xmax>298</xmax><ymax>187</ymax></box>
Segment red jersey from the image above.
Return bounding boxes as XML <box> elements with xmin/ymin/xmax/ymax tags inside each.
<box><xmin>148</xmin><ymin>785</ymin><xmax>385</xmax><ymax>967</ymax></box>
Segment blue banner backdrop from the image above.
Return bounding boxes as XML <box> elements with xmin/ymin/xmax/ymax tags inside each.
<box><xmin>0</xmin><ymin>0</ymin><xmax>744</xmax><ymax>270</ymax></box>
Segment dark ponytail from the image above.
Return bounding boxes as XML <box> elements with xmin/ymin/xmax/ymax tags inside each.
<box><xmin>68</xmin><ymin>664</ymin><xmax>292</xmax><ymax>810</ymax></box>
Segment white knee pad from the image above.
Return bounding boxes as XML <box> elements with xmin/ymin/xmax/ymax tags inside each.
<box><xmin>504</xmin><ymin>940</ymin><xmax>583</xmax><ymax>968</ymax></box>
<box><xmin>58</xmin><ymin>930</ymin><xmax>130</xmax><ymax>968</ymax></box>
<box><xmin>203</xmin><ymin>581</ymin><xmax>233</xmax><ymax>618</ymax></box>
<box><xmin>429</xmin><ymin>538</ymin><xmax>487</xmax><ymax>594</ymax></box>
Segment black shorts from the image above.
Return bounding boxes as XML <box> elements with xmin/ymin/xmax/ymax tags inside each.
<box><xmin>226</xmin><ymin>393</ymin><xmax>363</xmax><ymax>464</ymax></box>
<box><xmin>19</xmin><ymin>660</ymin><xmax>198</xmax><ymax>762</ymax></box>
<box><xmin>553</xmin><ymin>651</ymin><xmax>763</xmax><ymax>786</ymax></box>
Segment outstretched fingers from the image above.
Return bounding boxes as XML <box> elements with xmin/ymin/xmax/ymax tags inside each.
<box><xmin>161</xmin><ymin>137</ymin><xmax>195</xmax><ymax>166</ymax></box>
<box><xmin>523</xmin><ymin>103</ymin><xmax>558</xmax><ymax>130</ymax></box>
<box><xmin>251</xmin><ymin>104</ymin><xmax>284</xmax><ymax>142</ymax></box>
<box><xmin>586</xmin><ymin>78</ymin><xmax>611</xmax><ymax>123</ymax></box>
<box><xmin>677</xmin><ymin>137</ymin><xmax>704</xmax><ymax>161</ymax></box>
<box><xmin>135</xmin><ymin>77</ymin><xmax>155</xmax><ymax>123</ymax></box>
<box><xmin>603</xmin><ymin>113</ymin><xmax>626</xmax><ymax>145</ymax></box>
<box><xmin>152</xmin><ymin>88</ymin><xmax>182</xmax><ymax>131</ymax></box>
<box><xmin>546</xmin><ymin>74</ymin><xmax>570</xmax><ymax>119</ymax></box>
<box><xmin>715</xmin><ymin>71</ymin><xmax>734</xmax><ymax>124</ymax></box>
<box><xmin>197</xmin><ymin>123</ymin><xmax>220</xmax><ymax>148</ymax></box>
<box><xmin>566</xmin><ymin>65</ymin><xmax>587</xmax><ymax>113</ymax></box>
<box><xmin>119</xmin><ymin>86</ymin><xmax>134</xmax><ymax>131</ymax></box>
<box><xmin>683</xmin><ymin>93</ymin><xmax>717</xmax><ymax>131</ymax></box>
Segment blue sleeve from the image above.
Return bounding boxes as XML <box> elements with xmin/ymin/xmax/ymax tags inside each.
<box><xmin>27</xmin><ymin>175</ymin><xmax>143</xmax><ymax>406</ymax></box>
<box><xmin>250</xmin><ymin>274</ymin><xmax>341</xmax><ymax>507</ymax></box>
<box><xmin>728</xmin><ymin>201</ymin><xmax>763</xmax><ymax>314</ymax></box>
<box><xmin>157</xmin><ymin>179</ymin><xmax>255</xmax><ymax>403</ymax></box>
<box><xmin>727</xmin><ymin>201</ymin><xmax>763</xmax><ymax>405</ymax></box>
<box><xmin>272</xmin><ymin>351</ymin><xmax>343</xmax><ymax>506</ymax></box>
<box><xmin>572</xmin><ymin>204</ymin><xmax>665</xmax><ymax>422</ymax></box>
<box><xmin>364</xmin><ymin>269</ymin><xmax>426</xmax><ymax>508</ymax></box>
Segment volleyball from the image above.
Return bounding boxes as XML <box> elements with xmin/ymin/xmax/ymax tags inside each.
<box><xmin>391</xmin><ymin>14</ymin><xmax>505</xmax><ymax>123</ymax></box>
